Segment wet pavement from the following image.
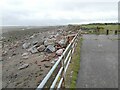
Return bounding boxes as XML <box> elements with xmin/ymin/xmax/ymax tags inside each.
<box><xmin>76</xmin><ymin>35</ymin><xmax>118</xmax><ymax>88</ymax></box>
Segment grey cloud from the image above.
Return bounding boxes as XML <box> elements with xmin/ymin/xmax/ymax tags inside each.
<box><xmin>2</xmin><ymin>0</ymin><xmax>118</xmax><ymax>26</ymax></box>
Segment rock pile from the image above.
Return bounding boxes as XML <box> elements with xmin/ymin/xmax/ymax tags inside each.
<box><xmin>20</xmin><ymin>30</ymin><xmax>76</xmax><ymax>63</ymax></box>
<box><xmin>2</xmin><ymin>26</ymin><xmax>78</xmax><ymax>88</ymax></box>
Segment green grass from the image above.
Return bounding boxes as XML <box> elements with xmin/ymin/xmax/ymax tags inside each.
<box><xmin>81</xmin><ymin>24</ymin><xmax>118</xmax><ymax>30</ymax></box>
<box><xmin>81</xmin><ymin>24</ymin><xmax>119</xmax><ymax>34</ymax></box>
<box><xmin>65</xmin><ymin>37</ymin><xmax>83</xmax><ymax>88</ymax></box>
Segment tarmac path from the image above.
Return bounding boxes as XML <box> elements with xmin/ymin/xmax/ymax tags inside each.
<box><xmin>76</xmin><ymin>35</ymin><xmax>118</xmax><ymax>88</ymax></box>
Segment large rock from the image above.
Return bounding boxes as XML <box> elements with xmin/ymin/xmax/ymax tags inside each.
<box><xmin>18</xmin><ymin>64</ymin><xmax>29</xmax><ymax>70</ymax></box>
<box><xmin>44</xmin><ymin>38</ymin><xmax>55</xmax><ymax>46</ymax></box>
<box><xmin>32</xmin><ymin>41</ymin><xmax>38</xmax><ymax>45</ymax></box>
<box><xmin>2</xmin><ymin>50</ymin><xmax>7</xmax><ymax>56</ymax></box>
<box><xmin>58</xmin><ymin>38</ymin><xmax>68</xmax><ymax>48</ymax></box>
<box><xmin>22</xmin><ymin>52</ymin><xmax>29</xmax><ymax>59</ymax></box>
<box><xmin>30</xmin><ymin>34</ymin><xmax>36</xmax><ymax>39</ymax></box>
<box><xmin>45</xmin><ymin>45</ymin><xmax>55</xmax><ymax>53</ymax></box>
<box><xmin>41</xmin><ymin>53</ymin><xmax>56</xmax><ymax>62</ymax></box>
<box><xmin>55</xmin><ymin>44</ymin><xmax>62</xmax><ymax>50</ymax></box>
<box><xmin>14</xmin><ymin>41</ymin><xmax>19</xmax><ymax>48</ymax></box>
<box><xmin>22</xmin><ymin>56</ymin><xmax>29</xmax><ymax>59</ymax></box>
<box><xmin>22</xmin><ymin>43</ymin><xmax>31</xmax><ymax>49</ymax></box>
<box><xmin>28</xmin><ymin>46</ymin><xmax>38</xmax><ymax>54</ymax></box>
<box><xmin>22</xmin><ymin>52</ymin><xmax>29</xmax><ymax>56</ymax></box>
<box><xmin>51</xmin><ymin>60</ymin><xmax>55</xmax><ymax>64</ymax></box>
<box><xmin>44</xmin><ymin>64</ymin><xmax>50</xmax><ymax>68</ymax></box>
<box><xmin>37</xmin><ymin>45</ymin><xmax>45</xmax><ymax>52</ymax></box>
<box><xmin>56</xmin><ymin>49</ymin><xmax>63</xmax><ymax>56</ymax></box>
<box><xmin>11</xmin><ymin>52</ymin><xmax>16</xmax><ymax>56</ymax></box>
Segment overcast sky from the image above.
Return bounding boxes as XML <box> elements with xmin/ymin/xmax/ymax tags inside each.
<box><xmin>1</xmin><ymin>0</ymin><xmax>119</xmax><ymax>26</ymax></box>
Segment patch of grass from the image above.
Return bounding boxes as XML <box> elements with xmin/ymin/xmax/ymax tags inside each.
<box><xmin>65</xmin><ymin>37</ymin><xmax>83</xmax><ymax>88</ymax></box>
<box><xmin>109</xmin><ymin>38</ymin><xmax>120</xmax><ymax>41</ymax></box>
<box><xmin>94</xmin><ymin>38</ymin><xmax>98</xmax><ymax>40</ymax></box>
<box><xmin>81</xmin><ymin>24</ymin><xmax>120</xmax><ymax>34</ymax></box>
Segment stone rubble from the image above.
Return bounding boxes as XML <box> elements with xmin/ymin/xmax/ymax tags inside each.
<box><xmin>20</xmin><ymin>29</ymin><xmax>77</xmax><ymax>63</ymax></box>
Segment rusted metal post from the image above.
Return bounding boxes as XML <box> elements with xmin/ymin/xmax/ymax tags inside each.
<box><xmin>115</xmin><ymin>30</ymin><xmax>117</xmax><ymax>35</ymax></box>
<box><xmin>106</xmin><ymin>30</ymin><xmax>109</xmax><ymax>35</ymax></box>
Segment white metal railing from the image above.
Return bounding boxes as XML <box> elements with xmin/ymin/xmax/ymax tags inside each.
<box><xmin>37</xmin><ymin>31</ymin><xmax>79</xmax><ymax>90</ymax></box>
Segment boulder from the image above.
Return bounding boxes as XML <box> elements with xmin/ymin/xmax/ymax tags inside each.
<box><xmin>22</xmin><ymin>53</ymin><xmax>29</xmax><ymax>56</ymax></box>
<box><xmin>12</xmin><ymin>52</ymin><xmax>16</xmax><ymax>56</ymax></box>
<box><xmin>37</xmin><ymin>45</ymin><xmax>45</xmax><ymax>52</ymax></box>
<box><xmin>44</xmin><ymin>64</ymin><xmax>50</xmax><ymax>68</ymax></box>
<box><xmin>55</xmin><ymin>44</ymin><xmax>62</xmax><ymax>50</ymax></box>
<box><xmin>44</xmin><ymin>38</ymin><xmax>55</xmax><ymax>46</ymax></box>
<box><xmin>14</xmin><ymin>41</ymin><xmax>19</xmax><ymax>47</ymax></box>
<box><xmin>32</xmin><ymin>41</ymin><xmax>38</xmax><ymax>45</ymax></box>
<box><xmin>28</xmin><ymin>46</ymin><xmax>38</xmax><ymax>54</ymax></box>
<box><xmin>51</xmin><ymin>61</ymin><xmax>55</xmax><ymax>64</ymax></box>
<box><xmin>45</xmin><ymin>45</ymin><xmax>55</xmax><ymax>53</ymax></box>
<box><xmin>58</xmin><ymin>38</ymin><xmax>68</xmax><ymax>48</ymax></box>
<box><xmin>41</xmin><ymin>53</ymin><xmax>56</xmax><ymax>62</ymax></box>
<box><xmin>22</xmin><ymin>56</ymin><xmax>29</xmax><ymax>59</ymax></box>
<box><xmin>18</xmin><ymin>64</ymin><xmax>29</xmax><ymax>70</ymax></box>
<box><xmin>35</xmin><ymin>41</ymin><xmax>44</xmax><ymax>47</ymax></box>
<box><xmin>56</xmin><ymin>49</ymin><xmax>63</xmax><ymax>56</ymax></box>
<box><xmin>30</xmin><ymin>34</ymin><xmax>35</xmax><ymax>39</ymax></box>
<box><xmin>22</xmin><ymin>53</ymin><xmax>29</xmax><ymax>59</ymax></box>
<box><xmin>49</xmin><ymin>35</ymin><xmax>55</xmax><ymax>39</ymax></box>
<box><xmin>22</xmin><ymin>43</ymin><xmax>30</xmax><ymax>49</ymax></box>
<box><xmin>2</xmin><ymin>50</ymin><xmax>7</xmax><ymax>56</ymax></box>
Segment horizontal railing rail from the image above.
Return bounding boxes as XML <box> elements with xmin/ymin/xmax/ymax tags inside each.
<box><xmin>37</xmin><ymin>31</ymin><xmax>80</xmax><ymax>90</ymax></box>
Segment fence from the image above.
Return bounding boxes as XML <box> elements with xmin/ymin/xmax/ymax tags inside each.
<box><xmin>37</xmin><ymin>31</ymin><xmax>80</xmax><ymax>90</ymax></box>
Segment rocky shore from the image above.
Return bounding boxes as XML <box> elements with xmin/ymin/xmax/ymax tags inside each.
<box><xmin>2</xmin><ymin>26</ymin><xmax>78</xmax><ymax>88</ymax></box>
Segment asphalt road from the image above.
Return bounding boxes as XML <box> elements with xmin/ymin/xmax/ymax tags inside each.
<box><xmin>76</xmin><ymin>35</ymin><xmax>118</xmax><ymax>88</ymax></box>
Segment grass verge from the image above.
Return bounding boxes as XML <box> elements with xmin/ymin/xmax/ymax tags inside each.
<box><xmin>65</xmin><ymin>37</ymin><xmax>83</xmax><ymax>88</ymax></box>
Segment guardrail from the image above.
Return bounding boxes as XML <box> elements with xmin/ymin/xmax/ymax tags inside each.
<box><xmin>37</xmin><ymin>31</ymin><xmax>80</xmax><ymax>90</ymax></box>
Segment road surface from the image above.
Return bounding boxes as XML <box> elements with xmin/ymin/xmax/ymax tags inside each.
<box><xmin>76</xmin><ymin>35</ymin><xmax>118</xmax><ymax>88</ymax></box>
